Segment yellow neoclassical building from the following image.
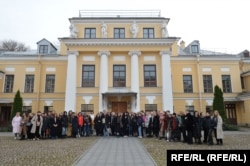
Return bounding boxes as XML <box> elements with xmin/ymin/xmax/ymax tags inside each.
<box><xmin>0</xmin><ymin>10</ymin><xmax>250</xmax><ymax>126</ymax></box>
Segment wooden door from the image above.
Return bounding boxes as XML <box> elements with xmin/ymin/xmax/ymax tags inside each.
<box><xmin>225</xmin><ymin>104</ymin><xmax>237</xmax><ymax>125</ymax></box>
<box><xmin>0</xmin><ymin>106</ymin><xmax>11</xmax><ymax>126</ymax></box>
<box><xmin>112</xmin><ymin>102</ymin><xmax>127</xmax><ymax>113</ymax></box>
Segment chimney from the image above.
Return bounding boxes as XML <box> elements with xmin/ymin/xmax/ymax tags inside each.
<box><xmin>180</xmin><ymin>40</ymin><xmax>185</xmax><ymax>49</ymax></box>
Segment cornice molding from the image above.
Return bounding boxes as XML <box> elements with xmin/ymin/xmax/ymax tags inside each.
<box><xmin>0</xmin><ymin>56</ymin><xmax>67</xmax><ymax>61</ymax></box>
<box><xmin>59</xmin><ymin>38</ymin><xmax>179</xmax><ymax>47</ymax></box>
<box><xmin>171</xmin><ymin>56</ymin><xmax>241</xmax><ymax>61</ymax></box>
<box><xmin>69</xmin><ymin>18</ymin><xmax>170</xmax><ymax>24</ymax></box>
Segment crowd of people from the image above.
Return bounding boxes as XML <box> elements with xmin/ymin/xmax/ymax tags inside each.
<box><xmin>11</xmin><ymin>109</ymin><xmax>224</xmax><ymax>145</ymax></box>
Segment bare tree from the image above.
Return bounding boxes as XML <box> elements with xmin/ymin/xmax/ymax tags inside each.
<box><xmin>0</xmin><ymin>40</ymin><xmax>30</xmax><ymax>51</ymax></box>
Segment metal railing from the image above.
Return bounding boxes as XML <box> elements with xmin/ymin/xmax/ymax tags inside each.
<box><xmin>79</xmin><ymin>10</ymin><xmax>161</xmax><ymax>18</ymax></box>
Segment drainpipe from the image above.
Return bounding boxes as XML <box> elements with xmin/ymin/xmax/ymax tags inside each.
<box><xmin>36</xmin><ymin>55</ymin><xmax>42</xmax><ymax>111</ymax></box>
<box><xmin>196</xmin><ymin>54</ymin><xmax>202</xmax><ymax>112</ymax></box>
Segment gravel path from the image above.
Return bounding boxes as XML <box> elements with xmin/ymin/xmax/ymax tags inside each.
<box><xmin>0</xmin><ymin>137</ymin><xmax>98</xmax><ymax>166</ymax></box>
<box><xmin>141</xmin><ymin>130</ymin><xmax>250</xmax><ymax>166</ymax></box>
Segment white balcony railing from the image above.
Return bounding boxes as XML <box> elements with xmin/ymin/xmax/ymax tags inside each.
<box><xmin>79</xmin><ymin>10</ymin><xmax>161</xmax><ymax>18</ymax></box>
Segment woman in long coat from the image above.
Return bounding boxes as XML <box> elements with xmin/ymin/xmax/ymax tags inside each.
<box><xmin>19</xmin><ymin>113</ymin><xmax>29</xmax><ymax>140</ymax></box>
<box><xmin>31</xmin><ymin>111</ymin><xmax>43</xmax><ymax>140</ymax></box>
<box><xmin>12</xmin><ymin>112</ymin><xmax>22</xmax><ymax>139</ymax></box>
<box><xmin>214</xmin><ymin>110</ymin><xmax>224</xmax><ymax>145</ymax></box>
<box><xmin>158</xmin><ymin>111</ymin><xmax>165</xmax><ymax>140</ymax></box>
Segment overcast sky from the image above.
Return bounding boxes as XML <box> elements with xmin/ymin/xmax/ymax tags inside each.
<box><xmin>0</xmin><ymin>0</ymin><xmax>249</xmax><ymax>54</ymax></box>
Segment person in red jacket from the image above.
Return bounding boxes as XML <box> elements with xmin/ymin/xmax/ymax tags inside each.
<box><xmin>77</xmin><ymin>112</ymin><xmax>84</xmax><ymax>137</ymax></box>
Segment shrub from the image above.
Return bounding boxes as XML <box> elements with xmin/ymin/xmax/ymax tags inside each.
<box><xmin>223</xmin><ymin>123</ymin><xmax>239</xmax><ymax>131</ymax></box>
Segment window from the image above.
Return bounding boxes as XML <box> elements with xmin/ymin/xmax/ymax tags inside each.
<box><xmin>113</xmin><ymin>65</ymin><xmax>126</xmax><ymax>87</ymax></box>
<box><xmin>191</xmin><ymin>45</ymin><xmax>199</xmax><ymax>53</ymax></box>
<box><xmin>185</xmin><ymin>106</ymin><xmax>195</xmax><ymax>115</ymax></box>
<box><xmin>81</xmin><ymin>104</ymin><xmax>94</xmax><ymax>113</ymax></box>
<box><xmin>4</xmin><ymin>75</ymin><xmax>14</xmax><ymax>93</ymax></box>
<box><xmin>144</xmin><ymin>65</ymin><xmax>157</xmax><ymax>87</ymax></box>
<box><xmin>82</xmin><ymin>65</ymin><xmax>95</xmax><ymax>87</ymax></box>
<box><xmin>241</xmin><ymin>76</ymin><xmax>245</xmax><ymax>89</ymax></box>
<box><xmin>206</xmin><ymin>106</ymin><xmax>212</xmax><ymax>113</ymax></box>
<box><xmin>24</xmin><ymin>75</ymin><xmax>34</xmax><ymax>93</ymax></box>
<box><xmin>203</xmin><ymin>75</ymin><xmax>213</xmax><ymax>93</ymax></box>
<box><xmin>84</xmin><ymin>28</ymin><xmax>96</xmax><ymax>38</ymax></box>
<box><xmin>183</xmin><ymin>75</ymin><xmax>193</xmax><ymax>93</ymax></box>
<box><xmin>23</xmin><ymin>106</ymin><xmax>32</xmax><ymax>113</ymax></box>
<box><xmin>222</xmin><ymin>75</ymin><xmax>232</xmax><ymax>93</ymax></box>
<box><xmin>39</xmin><ymin>45</ymin><xmax>48</xmax><ymax>54</ymax></box>
<box><xmin>45</xmin><ymin>75</ymin><xmax>55</xmax><ymax>93</ymax></box>
<box><xmin>44</xmin><ymin>106</ymin><xmax>53</xmax><ymax>114</ymax></box>
<box><xmin>145</xmin><ymin>104</ymin><xmax>157</xmax><ymax>112</ymax></box>
<box><xmin>243</xmin><ymin>51</ymin><xmax>249</xmax><ymax>58</ymax></box>
<box><xmin>114</xmin><ymin>28</ymin><xmax>125</xmax><ymax>38</ymax></box>
<box><xmin>143</xmin><ymin>28</ymin><xmax>154</xmax><ymax>38</ymax></box>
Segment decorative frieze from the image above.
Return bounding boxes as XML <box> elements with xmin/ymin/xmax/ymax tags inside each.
<box><xmin>83</xmin><ymin>56</ymin><xmax>95</xmax><ymax>61</ymax></box>
<box><xmin>144</xmin><ymin>56</ymin><xmax>155</xmax><ymax>61</ymax></box>
<box><xmin>46</xmin><ymin>67</ymin><xmax>56</xmax><ymax>72</ymax></box>
<box><xmin>26</xmin><ymin>67</ymin><xmax>35</xmax><ymax>72</ymax></box>
<box><xmin>182</xmin><ymin>67</ymin><xmax>191</xmax><ymax>72</ymax></box>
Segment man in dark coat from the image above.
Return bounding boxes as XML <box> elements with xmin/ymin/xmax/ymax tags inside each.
<box><xmin>203</xmin><ymin>111</ymin><xmax>211</xmax><ymax>143</ymax></box>
<box><xmin>50</xmin><ymin>113</ymin><xmax>60</xmax><ymax>139</ymax></box>
<box><xmin>122</xmin><ymin>112</ymin><xmax>129</xmax><ymax>137</ymax></box>
<box><xmin>180</xmin><ymin>111</ymin><xmax>187</xmax><ymax>143</ymax></box>
<box><xmin>94</xmin><ymin>113</ymin><xmax>102</xmax><ymax>136</ymax></box>
<box><xmin>193</xmin><ymin>111</ymin><xmax>202</xmax><ymax>144</ymax></box>
<box><xmin>185</xmin><ymin>110</ymin><xmax>194</xmax><ymax>144</ymax></box>
<box><xmin>71</xmin><ymin>112</ymin><xmax>78</xmax><ymax>138</ymax></box>
<box><xmin>152</xmin><ymin>111</ymin><xmax>160</xmax><ymax>138</ymax></box>
<box><xmin>41</xmin><ymin>113</ymin><xmax>50</xmax><ymax>139</ymax></box>
<box><xmin>110</xmin><ymin>112</ymin><xmax>117</xmax><ymax>136</ymax></box>
<box><xmin>61</xmin><ymin>111</ymin><xmax>68</xmax><ymax>138</ymax></box>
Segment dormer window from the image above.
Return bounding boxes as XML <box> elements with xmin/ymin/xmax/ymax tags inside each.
<box><xmin>191</xmin><ymin>45</ymin><xmax>199</xmax><ymax>53</ymax></box>
<box><xmin>244</xmin><ymin>51</ymin><xmax>249</xmax><ymax>58</ymax></box>
<box><xmin>39</xmin><ymin>45</ymin><xmax>48</xmax><ymax>54</ymax></box>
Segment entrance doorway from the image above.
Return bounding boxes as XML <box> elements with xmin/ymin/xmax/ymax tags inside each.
<box><xmin>112</xmin><ymin>102</ymin><xmax>127</xmax><ymax>113</ymax></box>
<box><xmin>225</xmin><ymin>104</ymin><xmax>237</xmax><ymax>124</ymax></box>
<box><xmin>0</xmin><ymin>106</ymin><xmax>11</xmax><ymax>126</ymax></box>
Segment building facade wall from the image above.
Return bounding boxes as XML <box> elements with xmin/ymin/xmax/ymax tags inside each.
<box><xmin>0</xmin><ymin>11</ymin><xmax>250</xmax><ymax>125</ymax></box>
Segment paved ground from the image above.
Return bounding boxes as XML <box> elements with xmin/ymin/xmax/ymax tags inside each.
<box><xmin>73</xmin><ymin>137</ymin><xmax>157</xmax><ymax>166</ymax></box>
<box><xmin>1</xmin><ymin>127</ymin><xmax>250</xmax><ymax>166</ymax></box>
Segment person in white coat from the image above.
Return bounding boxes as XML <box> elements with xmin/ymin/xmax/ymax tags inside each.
<box><xmin>214</xmin><ymin>110</ymin><xmax>224</xmax><ymax>145</ymax></box>
<box><xmin>12</xmin><ymin>112</ymin><xmax>22</xmax><ymax>139</ymax></box>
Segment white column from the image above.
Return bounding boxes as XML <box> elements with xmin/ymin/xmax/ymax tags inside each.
<box><xmin>129</xmin><ymin>50</ymin><xmax>141</xmax><ymax>112</ymax></box>
<box><xmin>98</xmin><ymin>50</ymin><xmax>110</xmax><ymax>112</ymax></box>
<box><xmin>65</xmin><ymin>51</ymin><xmax>79</xmax><ymax>112</ymax></box>
<box><xmin>160</xmin><ymin>51</ymin><xmax>173</xmax><ymax>113</ymax></box>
